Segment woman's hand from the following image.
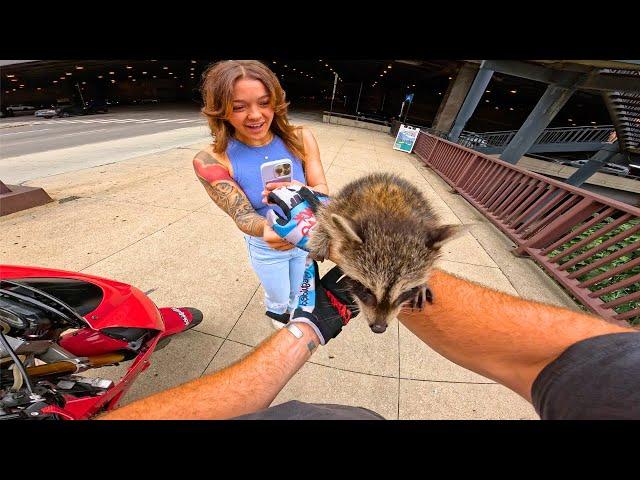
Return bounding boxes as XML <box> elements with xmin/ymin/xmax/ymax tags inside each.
<box><xmin>262</xmin><ymin>180</ymin><xmax>306</xmax><ymax>205</ymax></box>
<box><xmin>263</xmin><ymin>222</ymin><xmax>296</xmax><ymax>251</ymax></box>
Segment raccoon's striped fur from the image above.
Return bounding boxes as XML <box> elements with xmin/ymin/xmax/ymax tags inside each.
<box><xmin>309</xmin><ymin>173</ymin><xmax>458</xmax><ymax>333</ymax></box>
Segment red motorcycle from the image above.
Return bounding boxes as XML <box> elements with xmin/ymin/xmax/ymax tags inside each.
<box><xmin>0</xmin><ymin>265</ymin><xmax>202</xmax><ymax>420</ymax></box>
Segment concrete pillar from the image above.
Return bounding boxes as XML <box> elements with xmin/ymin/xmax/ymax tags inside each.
<box><xmin>448</xmin><ymin>64</ymin><xmax>494</xmax><ymax>142</ymax></box>
<box><xmin>432</xmin><ymin>63</ymin><xmax>479</xmax><ymax>134</ymax></box>
<box><xmin>565</xmin><ymin>142</ymin><xmax>621</xmax><ymax>187</ymax></box>
<box><xmin>499</xmin><ymin>83</ymin><xmax>578</xmax><ymax>165</ymax></box>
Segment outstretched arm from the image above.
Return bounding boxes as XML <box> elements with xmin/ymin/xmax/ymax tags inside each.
<box><xmin>98</xmin><ymin>323</ymin><xmax>320</xmax><ymax>420</ymax></box>
<box><xmin>398</xmin><ymin>269</ymin><xmax>635</xmax><ymax>402</ymax></box>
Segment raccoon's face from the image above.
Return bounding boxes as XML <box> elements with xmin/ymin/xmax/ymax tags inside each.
<box><xmin>329</xmin><ymin>213</ymin><xmax>458</xmax><ymax>334</ymax></box>
<box><xmin>345</xmin><ymin>276</ymin><xmax>424</xmax><ymax>333</ymax></box>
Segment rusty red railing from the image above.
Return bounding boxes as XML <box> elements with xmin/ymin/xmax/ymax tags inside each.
<box><xmin>413</xmin><ymin>132</ymin><xmax>640</xmax><ymax>325</ymax></box>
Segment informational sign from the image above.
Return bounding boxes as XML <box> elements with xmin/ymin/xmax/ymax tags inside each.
<box><xmin>393</xmin><ymin>124</ymin><xmax>420</xmax><ymax>153</ymax></box>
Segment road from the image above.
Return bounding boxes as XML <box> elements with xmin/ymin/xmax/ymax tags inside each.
<box><xmin>0</xmin><ymin>104</ymin><xmax>205</xmax><ymax>157</ymax></box>
<box><xmin>0</xmin><ymin>105</ymin><xmax>322</xmax><ymax>185</ymax></box>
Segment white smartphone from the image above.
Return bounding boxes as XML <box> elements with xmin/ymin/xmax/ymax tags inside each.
<box><xmin>261</xmin><ymin>158</ymin><xmax>292</xmax><ymax>186</ymax></box>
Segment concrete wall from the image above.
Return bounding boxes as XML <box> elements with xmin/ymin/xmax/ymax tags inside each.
<box><xmin>322</xmin><ymin>114</ymin><xmax>391</xmax><ymax>133</ymax></box>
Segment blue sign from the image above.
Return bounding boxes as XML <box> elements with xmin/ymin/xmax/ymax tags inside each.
<box><xmin>405</xmin><ymin>93</ymin><xmax>414</xmax><ymax>103</ymax></box>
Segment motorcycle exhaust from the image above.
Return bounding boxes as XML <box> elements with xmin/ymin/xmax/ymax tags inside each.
<box><xmin>26</xmin><ymin>353</ymin><xmax>125</xmax><ymax>378</ymax></box>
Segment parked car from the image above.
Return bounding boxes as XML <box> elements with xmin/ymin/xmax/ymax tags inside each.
<box><xmin>34</xmin><ymin>107</ymin><xmax>58</xmax><ymax>118</ymax></box>
<box><xmin>6</xmin><ymin>104</ymin><xmax>36</xmax><ymax>112</ymax></box>
<box><xmin>567</xmin><ymin>159</ymin><xmax>630</xmax><ymax>177</ymax></box>
<box><xmin>34</xmin><ymin>100</ymin><xmax>108</xmax><ymax>119</ymax></box>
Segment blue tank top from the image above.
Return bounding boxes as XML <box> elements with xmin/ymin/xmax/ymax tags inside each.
<box><xmin>227</xmin><ymin>135</ymin><xmax>305</xmax><ymax>218</ymax></box>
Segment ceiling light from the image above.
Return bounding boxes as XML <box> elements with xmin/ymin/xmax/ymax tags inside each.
<box><xmin>19</xmin><ymin>84</ymin><xmax>24</xmax><ymax>87</ymax></box>
<box><xmin>510</xmin><ymin>90</ymin><xmax>517</xmax><ymax>94</ymax></box>
<box><xmin>53</xmin><ymin>80</ymin><xmax>58</xmax><ymax>83</ymax></box>
<box><xmin>82</xmin><ymin>81</ymin><xmax>86</xmax><ymax>84</ymax></box>
<box><xmin>76</xmin><ymin>66</ymin><xmax>84</xmax><ymax>70</ymax></box>
<box><xmin>191</xmin><ymin>60</ymin><xmax>196</xmax><ymax>63</ymax></box>
<box><xmin>163</xmin><ymin>66</ymin><xmax>168</xmax><ymax>70</ymax></box>
<box><xmin>111</xmin><ymin>79</ymin><xmax>116</xmax><ymax>83</ymax></box>
<box><xmin>6</xmin><ymin>74</ymin><xmax>15</xmax><ymax>78</ymax></box>
<box><xmin>143</xmin><ymin>71</ymin><xmax>147</xmax><ymax>74</ymax></box>
<box><xmin>109</xmin><ymin>71</ymin><xmax>115</xmax><ymax>74</ymax></box>
<box><xmin>485</xmin><ymin>90</ymin><xmax>490</xmax><ymax>93</ymax></box>
<box><xmin>448</xmin><ymin>76</ymin><xmax>452</xmax><ymax>80</ymax></box>
<box><xmin>495</xmin><ymin>106</ymin><xmax>499</xmax><ymax>110</ymax></box>
<box><xmin>60</xmin><ymin>76</ymin><xmax>66</xmax><ymax>80</ymax></box>
<box><xmin>272</xmin><ymin>61</ymin><xmax>277</xmax><ymax>64</ymax></box>
<box><xmin>66</xmin><ymin>72</ymin><xmax>72</xmax><ymax>76</ymax></box>
<box><xmin>98</xmin><ymin>75</ymin><xmax>103</xmax><ymax>79</ymax></box>
<box><xmin>10</xmin><ymin>79</ymin><xmax>17</xmax><ymax>82</ymax></box>
<box><xmin>128</xmin><ymin>75</ymin><xmax>132</xmax><ymax>78</ymax></box>
<box><xmin>387</xmin><ymin>65</ymin><xmax>392</xmax><ymax>68</ymax></box>
<box><xmin>383</xmin><ymin>70</ymin><xmax>387</xmax><ymax>73</ymax></box>
<box><xmin>37</xmin><ymin>87</ymin><xmax>42</xmax><ymax>90</ymax></box>
<box><xmin>153</xmin><ymin>75</ymin><xmax>157</xmax><ymax>78</ymax></box>
<box><xmin>485</xmin><ymin>99</ymin><xmax>489</xmax><ymax>102</ymax></box>
<box><xmin>568</xmin><ymin>118</ymin><xmax>573</xmax><ymax>121</ymax></box>
<box><xmin>509</xmin><ymin>107</ymin><xmax>514</xmax><ymax>111</ymax></box>
<box><xmin>591</xmin><ymin>121</ymin><xmax>596</xmax><ymax>124</ymax></box>
<box><xmin>190</xmin><ymin>67</ymin><xmax>194</xmax><ymax>70</ymax></box>
<box><xmin>132</xmin><ymin>79</ymin><xmax>136</xmax><ymax>82</ymax></box>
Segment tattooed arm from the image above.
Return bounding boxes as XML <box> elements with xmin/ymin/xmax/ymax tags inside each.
<box><xmin>193</xmin><ymin>150</ymin><xmax>265</xmax><ymax>237</ymax></box>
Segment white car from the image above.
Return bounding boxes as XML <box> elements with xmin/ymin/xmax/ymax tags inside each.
<box><xmin>34</xmin><ymin>108</ymin><xmax>58</xmax><ymax>119</ymax></box>
<box><xmin>6</xmin><ymin>104</ymin><xmax>36</xmax><ymax>112</ymax></box>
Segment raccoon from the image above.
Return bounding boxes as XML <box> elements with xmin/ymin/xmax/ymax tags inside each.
<box><xmin>308</xmin><ymin>172</ymin><xmax>458</xmax><ymax>333</ymax></box>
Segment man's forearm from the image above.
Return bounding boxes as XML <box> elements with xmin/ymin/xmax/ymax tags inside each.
<box><xmin>398</xmin><ymin>269</ymin><xmax>635</xmax><ymax>402</ymax></box>
<box><xmin>98</xmin><ymin>324</ymin><xmax>320</xmax><ymax>420</ymax></box>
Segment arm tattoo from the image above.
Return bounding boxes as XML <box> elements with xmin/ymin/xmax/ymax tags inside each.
<box><xmin>194</xmin><ymin>152</ymin><xmax>264</xmax><ymax>237</ymax></box>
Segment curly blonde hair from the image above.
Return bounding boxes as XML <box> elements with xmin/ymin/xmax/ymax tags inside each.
<box><xmin>200</xmin><ymin>60</ymin><xmax>305</xmax><ymax>163</ymax></box>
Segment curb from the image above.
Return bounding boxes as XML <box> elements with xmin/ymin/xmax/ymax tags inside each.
<box><xmin>0</xmin><ymin>122</ymin><xmax>30</xmax><ymax>129</ymax></box>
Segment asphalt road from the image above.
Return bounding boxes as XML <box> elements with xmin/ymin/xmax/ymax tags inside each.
<box><xmin>0</xmin><ymin>104</ymin><xmax>206</xmax><ymax>158</ymax></box>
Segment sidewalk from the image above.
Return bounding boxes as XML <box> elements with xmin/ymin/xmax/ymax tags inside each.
<box><xmin>0</xmin><ymin>114</ymin><xmax>579</xmax><ymax>419</ymax></box>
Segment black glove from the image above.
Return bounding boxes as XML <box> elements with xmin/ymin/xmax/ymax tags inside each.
<box><xmin>290</xmin><ymin>259</ymin><xmax>359</xmax><ymax>345</ymax></box>
<box><xmin>265</xmin><ymin>185</ymin><xmax>329</xmax><ymax>251</ymax></box>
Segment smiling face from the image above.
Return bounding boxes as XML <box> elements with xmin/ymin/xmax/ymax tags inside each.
<box><xmin>227</xmin><ymin>78</ymin><xmax>275</xmax><ymax>146</ymax></box>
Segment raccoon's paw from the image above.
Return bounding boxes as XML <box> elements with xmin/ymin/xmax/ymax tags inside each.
<box><xmin>308</xmin><ymin>242</ymin><xmax>330</xmax><ymax>263</ymax></box>
<box><xmin>410</xmin><ymin>284</ymin><xmax>433</xmax><ymax>310</ymax></box>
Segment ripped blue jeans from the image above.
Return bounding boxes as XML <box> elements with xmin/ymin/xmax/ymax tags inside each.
<box><xmin>244</xmin><ymin>235</ymin><xmax>309</xmax><ymax>315</ymax></box>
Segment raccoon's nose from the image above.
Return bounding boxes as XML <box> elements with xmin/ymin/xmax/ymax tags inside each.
<box><xmin>370</xmin><ymin>324</ymin><xmax>387</xmax><ymax>333</ymax></box>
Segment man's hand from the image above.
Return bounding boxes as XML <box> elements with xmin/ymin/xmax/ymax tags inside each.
<box><xmin>289</xmin><ymin>258</ymin><xmax>359</xmax><ymax>345</ymax></box>
<box><xmin>264</xmin><ymin>185</ymin><xmax>329</xmax><ymax>252</ymax></box>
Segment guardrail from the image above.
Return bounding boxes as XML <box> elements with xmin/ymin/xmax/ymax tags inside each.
<box><xmin>413</xmin><ymin>131</ymin><xmax>640</xmax><ymax>325</ymax></box>
<box><xmin>458</xmin><ymin>125</ymin><xmax>616</xmax><ymax>153</ymax></box>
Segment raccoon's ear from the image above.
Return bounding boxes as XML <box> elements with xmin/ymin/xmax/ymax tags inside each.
<box><xmin>331</xmin><ymin>214</ymin><xmax>363</xmax><ymax>244</ymax></box>
<box><xmin>425</xmin><ymin>224</ymin><xmax>460</xmax><ymax>250</ymax></box>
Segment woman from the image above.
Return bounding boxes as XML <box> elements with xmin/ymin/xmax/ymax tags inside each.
<box><xmin>193</xmin><ymin>60</ymin><xmax>329</xmax><ymax>329</ymax></box>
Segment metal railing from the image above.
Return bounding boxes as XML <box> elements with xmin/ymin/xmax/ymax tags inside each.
<box><xmin>459</xmin><ymin>125</ymin><xmax>616</xmax><ymax>151</ymax></box>
<box><xmin>413</xmin><ymin>131</ymin><xmax>640</xmax><ymax>325</ymax></box>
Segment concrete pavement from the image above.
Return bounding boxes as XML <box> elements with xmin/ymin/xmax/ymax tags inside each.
<box><xmin>0</xmin><ymin>113</ymin><xmax>580</xmax><ymax>419</ymax></box>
